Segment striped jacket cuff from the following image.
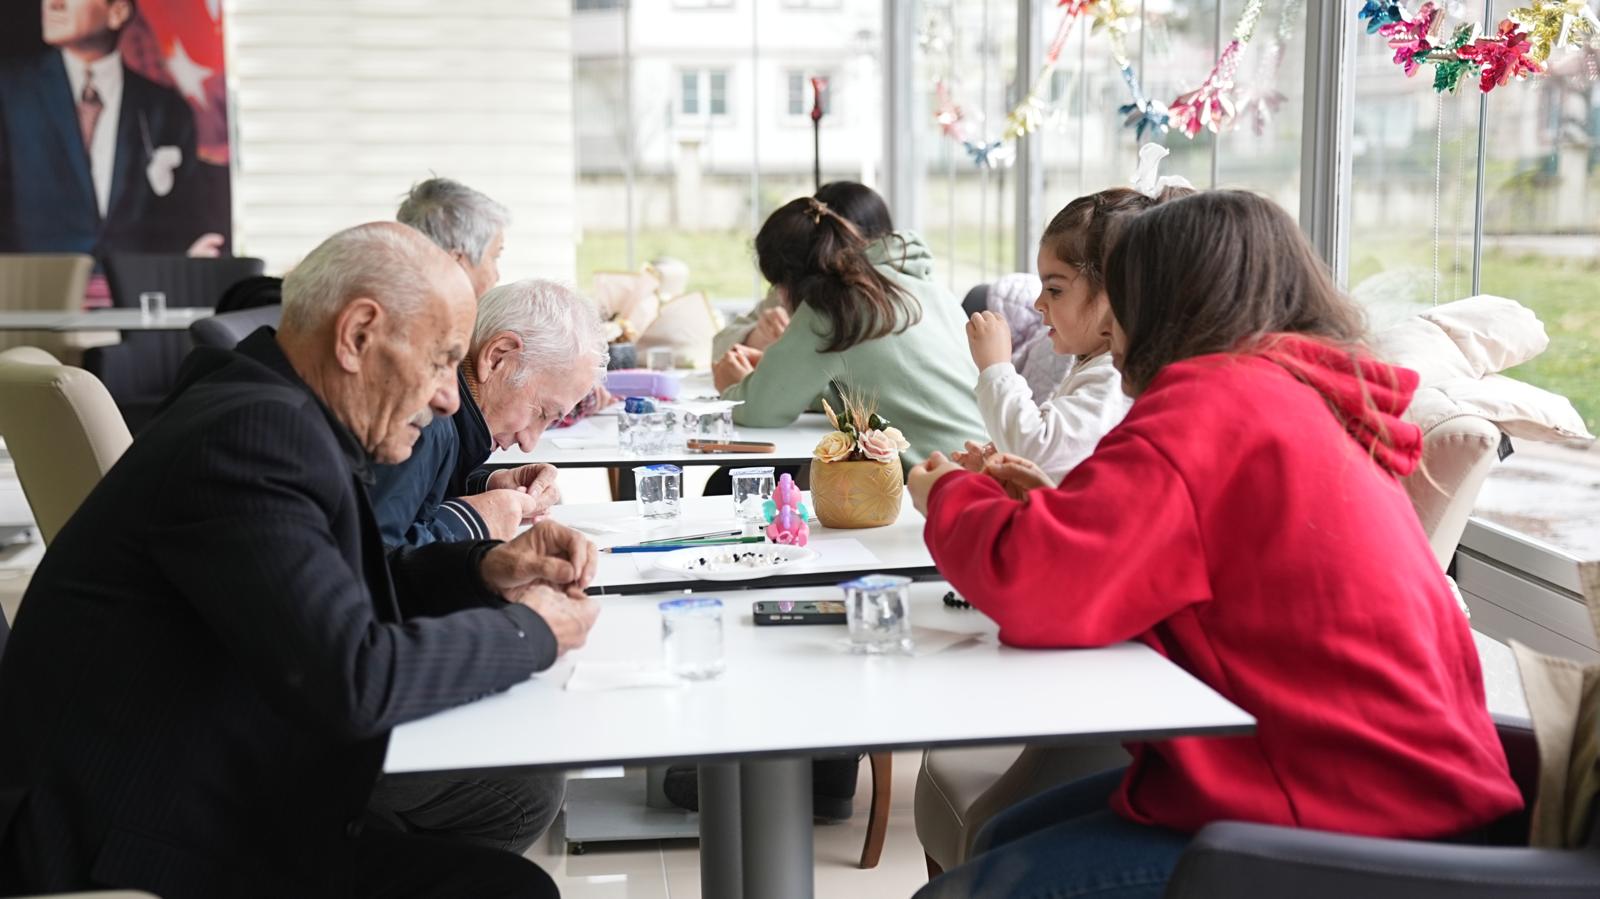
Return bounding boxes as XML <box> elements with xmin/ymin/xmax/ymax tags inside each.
<box><xmin>437</xmin><ymin>498</ymin><xmax>489</xmax><ymax>541</ymax></box>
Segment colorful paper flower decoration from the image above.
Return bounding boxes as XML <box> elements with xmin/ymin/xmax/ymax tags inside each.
<box><xmin>1457</xmin><ymin>21</ymin><xmax>1545</xmax><ymax>92</ymax></box>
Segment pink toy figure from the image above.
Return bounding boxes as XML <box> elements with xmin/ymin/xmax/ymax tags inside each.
<box><xmin>764</xmin><ymin>473</ymin><xmax>809</xmax><ymax>546</ymax></box>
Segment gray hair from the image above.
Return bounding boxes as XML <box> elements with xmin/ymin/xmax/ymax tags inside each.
<box><xmin>473</xmin><ymin>279</ymin><xmax>608</xmax><ymax>384</ymax></box>
<box><xmin>397</xmin><ymin>177</ymin><xmax>510</xmax><ymax>264</ymax></box>
<box><xmin>281</xmin><ymin>223</ymin><xmax>441</xmax><ymax>332</ymax></box>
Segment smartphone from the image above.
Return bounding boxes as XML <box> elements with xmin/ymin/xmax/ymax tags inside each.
<box><xmin>752</xmin><ymin>600</ymin><xmax>847</xmax><ymax>626</ymax></box>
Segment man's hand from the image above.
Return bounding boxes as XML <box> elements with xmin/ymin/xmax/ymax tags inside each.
<box><xmin>966</xmin><ymin>310</ymin><xmax>1014</xmax><ymax>371</ymax></box>
<box><xmin>592</xmin><ymin>385</ymin><xmax>616</xmax><ymax>410</ymax></box>
<box><xmin>513</xmin><ymin>585</ymin><xmax>601</xmax><ymax>657</ymax></box>
<box><xmin>459</xmin><ymin>489</ymin><xmax>541</xmax><ymax>540</ymax></box>
<box><xmin>480</xmin><ymin>519</ymin><xmax>599</xmax><ymax>598</ymax></box>
<box><xmin>186</xmin><ymin>232</ymin><xmax>225</xmax><ymax>257</ymax></box>
<box><xmin>488</xmin><ymin>463</ymin><xmax>561</xmax><ymax>513</ymax></box>
<box><xmin>908</xmin><ymin>451</ymin><xmax>966</xmax><ymax>517</ymax></box>
<box><xmin>983</xmin><ymin>453</ymin><xmax>1055</xmax><ymax>500</ymax></box>
<box><xmin>950</xmin><ymin>440</ymin><xmax>997</xmax><ymax>473</ymax></box>
<box><xmin>745</xmin><ymin>306</ymin><xmax>791</xmax><ymax>351</ymax></box>
<box><xmin>712</xmin><ymin>345</ymin><xmax>764</xmax><ymax>392</ymax></box>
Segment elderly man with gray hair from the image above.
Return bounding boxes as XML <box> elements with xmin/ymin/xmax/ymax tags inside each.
<box><xmin>0</xmin><ymin>221</ymin><xmax>596</xmax><ymax>898</ymax></box>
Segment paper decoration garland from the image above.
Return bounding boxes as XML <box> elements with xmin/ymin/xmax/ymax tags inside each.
<box><xmin>1360</xmin><ymin>0</ymin><xmax>1596</xmax><ymax>93</ymax></box>
<box><xmin>1166</xmin><ymin>0</ymin><xmax>1267</xmax><ymax>137</ymax></box>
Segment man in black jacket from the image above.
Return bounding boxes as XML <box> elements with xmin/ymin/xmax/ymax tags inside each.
<box><xmin>0</xmin><ymin>222</ymin><xmax>596</xmax><ymax>898</ymax></box>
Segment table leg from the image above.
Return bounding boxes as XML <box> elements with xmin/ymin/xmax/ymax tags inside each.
<box><xmin>698</xmin><ymin>762</ymin><xmax>744</xmax><ymax>899</ymax></box>
<box><xmin>739</xmin><ymin>756</ymin><xmax>813</xmax><ymax>899</ymax></box>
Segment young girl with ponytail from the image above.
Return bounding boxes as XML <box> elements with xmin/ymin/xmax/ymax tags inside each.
<box><xmin>713</xmin><ymin>186</ymin><xmax>985</xmax><ymax>464</ymax></box>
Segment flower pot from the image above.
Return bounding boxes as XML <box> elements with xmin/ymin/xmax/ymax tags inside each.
<box><xmin>810</xmin><ymin>458</ymin><xmax>903</xmax><ymax>529</ymax></box>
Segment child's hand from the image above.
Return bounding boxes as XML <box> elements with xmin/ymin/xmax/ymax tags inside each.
<box><xmin>713</xmin><ymin>345</ymin><xmax>764</xmax><ymax>392</ymax></box>
<box><xmin>951</xmin><ymin>440</ymin><xmax>997</xmax><ymax>473</ymax></box>
<box><xmin>966</xmin><ymin>311</ymin><xmax>1013</xmax><ymax>371</ymax></box>
<box><xmin>983</xmin><ymin>453</ymin><xmax>1055</xmax><ymax>500</ymax></box>
<box><xmin>908</xmin><ymin>451</ymin><xmax>965</xmax><ymax>517</ymax></box>
<box><xmin>746</xmin><ymin>306</ymin><xmax>791</xmax><ymax>351</ymax></box>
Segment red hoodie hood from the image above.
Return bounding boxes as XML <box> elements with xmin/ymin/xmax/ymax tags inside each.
<box><xmin>1254</xmin><ymin>333</ymin><xmax>1423</xmax><ymax>478</ymax></box>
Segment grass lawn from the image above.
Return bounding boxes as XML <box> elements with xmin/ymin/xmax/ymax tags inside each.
<box><xmin>578</xmin><ymin>228</ymin><xmax>1598</xmax><ymax>433</ymax></box>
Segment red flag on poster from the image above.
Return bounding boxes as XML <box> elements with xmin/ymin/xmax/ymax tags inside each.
<box><xmin>121</xmin><ymin>0</ymin><xmax>229</xmax><ymax>166</ymax></box>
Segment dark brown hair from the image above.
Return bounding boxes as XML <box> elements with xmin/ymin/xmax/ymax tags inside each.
<box><xmin>1040</xmin><ymin>185</ymin><xmax>1195</xmax><ymax>290</ymax></box>
<box><xmin>1103</xmin><ymin>190</ymin><xmax>1366</xmax><ymax>395</ymax></box>
<box><xmin>755</xmin><ymin>195</ymin><xmax>919</xmax><ymax>353</ymax></box>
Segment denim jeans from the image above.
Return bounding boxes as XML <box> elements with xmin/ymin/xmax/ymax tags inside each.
<box><xmin>915</xmin><ymin>767</ymin><xmax>1191</xmax><ymax>899</ymax></box>
<box><xmin>366</xmin><ymin>771</ymin><xmax>566</xmax><ymax>855</ymax></box>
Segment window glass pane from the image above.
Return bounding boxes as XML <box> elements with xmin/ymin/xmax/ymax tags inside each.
<box><xmin>682</xmin><ymin>70</ymin><xmax>700</xmax><ymax>115</ymax></box>
<box><xmin>710</xmin><ymin>70</ymin><xmax>728</xmax><ymax>116</ymax></box>
<box><xmin>917</xmin><ymin>0</ymin><xmax>1019</xmax><ymax>294</ymax></box>
<box><xmin>1214</xmin><ymin>0</ymin><xmax>1305</xmax><ymax>208</ymax></box>
<box><xmin>788</xmin><ymin>70</ymin><xmax>805</xmax><ymax>115</ymax></box>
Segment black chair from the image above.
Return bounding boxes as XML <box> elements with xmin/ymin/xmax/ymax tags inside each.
<box><xmin>1164</xmin><ymin>722</ymin><xmax>1600</xmax><ymax>899</ymax></box>
<box><xmin>190</xmin><ymin>305</ymin><xmax>282</xmax><ymax>350</ymax></box>
<box><xmin>214</xmin><ymin>275</ymin><xmax>283</xmax><ymax>314</ymax></box>
<box><xmin>962</xmin><ymin>283</ymin><xmax>990</xmax><ymax>318</ymax></box>
<box><xmin>86</xmin><ymin>254</ymin><xmax>265</xmax><ymax>429</ymax></box>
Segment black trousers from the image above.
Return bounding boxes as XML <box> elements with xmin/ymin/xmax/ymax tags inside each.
<box><xmin>344</xmin><ymin>828</ymin><xmax>558</xmax><ymax>898</ymax></box>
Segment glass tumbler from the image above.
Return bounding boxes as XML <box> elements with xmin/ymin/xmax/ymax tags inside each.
<box><xmin>840</xmin><ymin>574</ymin><xmax>914</xmax><ymax>654</ymax></box>
<box><xmin>659</xmin><ymin>597</ymin><xmax>725</xmax><ymax>680</ymax></box>
<box><xmin>138</xmin><ymin>291</ymin><xmax>166</xmax><ymax>320</ymax></box>
<box><xmin>646</xmin><ymin>346</ymin><xmax>675</xmax><ymax>371</ymax></box>
<box><xmin>730</xmin><ymin>466</ymin><xmax>776</xmax><ymax>523</ymax></box>
<box><xmin>633</xmin><ymin>464</ymin><xmax>682</xmax><ymax>520</ymax></box>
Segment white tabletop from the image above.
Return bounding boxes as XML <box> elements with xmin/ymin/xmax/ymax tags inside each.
<box><xmin>384</xmin><ymin>582</ymin><xmax>1257</xmax><ymax>775</ymax></box>
<box><xmin>0</xmin><ymin>308</ymin><xmax>213</xmax><ymax>331</ymax></box>
<box><xmin>492</xmin><ymin>412</ymin><xmax>835</xmax><ymax>469</ymax></box>
<box><xmin>550</xmin><ymin>491</ymin><xmax>935</xmax><ymax>594</ymax></box>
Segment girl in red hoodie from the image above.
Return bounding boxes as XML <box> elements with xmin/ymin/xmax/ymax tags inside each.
<box><xmin>907</xmin><ymin>191</ymin><xmax>1522</xmax><ymax>899</ymax></box>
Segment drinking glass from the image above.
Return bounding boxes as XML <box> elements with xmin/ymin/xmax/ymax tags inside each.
<box><xmin>646</xmin><ymin>347</ymin><xmax>675</xmax><ymax>371</ymax></box>
<box><xmin>138</xmin><ymin>291</ymin><xmax>166</xmax><ymax>321</ymax></box>
<box><xmin>633</xmin><ymin>464</ymin><xmax>682</xmax><ymax>520</ymax></box>
<box><xmin>730</xmin><ymin>466</ymin><xmax>776</xmax><ymax>523</ymax></box>
<box><xmin>659</xmin><ymin>597</ymin><xmax>725</xmax><ymax>680</ymax></box>
<box><xmin>840</xmin><ymin>574</ymin><xmax>913</xmax><ymax>654</ymax></box>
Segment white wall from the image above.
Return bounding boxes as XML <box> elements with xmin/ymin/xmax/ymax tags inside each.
<box><xmin>225</xmin><ymin>0</ymin><xmax>577</xmax><ymax>283</ymax></box>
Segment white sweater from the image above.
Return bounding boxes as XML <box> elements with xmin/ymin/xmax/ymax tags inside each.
<box><xmin>974</xmin><ymin>352</ymin><xmax>1133</xmax><ymax>483</ymax></box>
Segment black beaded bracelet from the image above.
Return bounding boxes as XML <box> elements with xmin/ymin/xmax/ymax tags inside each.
<box><xmin>942</xmin><ymin>590</ymin><xmax>971</xmax><ymax>609</ymax></box>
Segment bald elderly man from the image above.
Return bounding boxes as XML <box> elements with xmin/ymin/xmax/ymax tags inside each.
<box><xmin>0</xmin><ymin>223</ymin><xmax>595</xmax><ymax>898</ymax></box>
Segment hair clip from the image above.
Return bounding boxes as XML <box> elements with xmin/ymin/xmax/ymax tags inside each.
<box><xmin>1130</xmin><ymin>143</ymin><xmax>1195</xmax><ymax>199</ymax></box>
<box><xmin>807</xmin><ymin>197</ymin><xmax>832</xmax><ymax>225</ymax></box>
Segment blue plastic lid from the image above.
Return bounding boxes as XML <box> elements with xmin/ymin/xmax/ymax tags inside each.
<box><xmin>659</xmin><ymin>597</ymin><xmax>723</xmax><ymax>614</ymax></box>
<box><xmin>634</xmin><ymin>464</ymin><xmax>682</xmax><ymax>474</ymax></box>
<box><xmin>839</xmin><ymin>574</ymin><xmax>912</xmax><ymax>591</ymax></box>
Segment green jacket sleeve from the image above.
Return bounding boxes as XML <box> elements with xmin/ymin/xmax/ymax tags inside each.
<box><xmin>722</xmin><ymin>305</ymin><xmax>839</xmax><ymax>427</ymax></box>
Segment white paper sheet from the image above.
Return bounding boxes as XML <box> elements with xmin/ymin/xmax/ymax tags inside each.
<box><xmin>564</xmin><ymin>661</ymin><xmax>684</xmax><ymax>692</ymax></box>
<box><xmin>551</xmin><ymin>437</ymin><xmax>618</xmax><ymax>450</ymax></box>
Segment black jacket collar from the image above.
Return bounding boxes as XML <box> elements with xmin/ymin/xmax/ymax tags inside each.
<box><xmin>234</xmin><ymin>327</ymin><xmax>375</xmax><ymax>484</ymax></box>
<box><xmin>452</xmin><ymin>367</ymin><xmax>494</xmax><ymax>471</ymax></box>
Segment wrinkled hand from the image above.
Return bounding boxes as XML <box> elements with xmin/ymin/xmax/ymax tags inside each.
<box><xmin>186</xmin><ymin>232</ymin><xmax>225</xmax><ymax>257</ymax></box>
<box><xmin>908</xmin><ymin>451</ymin><xmax>966</xmax><ymax>517</ymax></box>
<box><xmin>745</xmin><ymin>306</ymin><xmax>791</xmax><ymax>351</ymax></box>
<box><xmin>966</xmin><ymin>311</ymin><xmax>1014</xmax><ymax>371</ymax></box>
<box><xmin>950</xmin><ymin>440</ymin><xmax>997</xmax><ymax>473</ymax></box>
<box><xmin>713</xmin><ymin>345</ymin><xmax>764</xmax><ymax>393</ymax></box>
<box><xmin>459</xmin><ymin>489</ymin><xmax>542</xmax><ymax>540</ymax></box>
<box><xmin>488</xmin><ymin>463</ymin><xmax>562</xmax><ymax>513</ymax></box>
<box><xmin>513</xmin><ymin>585</ymin><xmax>601</xmax><ymax>657</ymax></box>
<box><xmin>480</xmin><ymin>519</ymin><xmax>599</xmax><ymax>598</ymax></box>
<box><xmin>983</xmin><ymin>452</ymin><xmax>1055</xmax><ymax>501</ymax></box>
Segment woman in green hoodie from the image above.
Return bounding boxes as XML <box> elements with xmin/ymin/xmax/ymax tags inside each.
<box><xmin>714</xmin><ymin>182</ymin><xmax>987</xmax><ymax>465</ymax></box>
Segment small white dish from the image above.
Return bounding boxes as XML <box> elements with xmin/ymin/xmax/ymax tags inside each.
<box><xmin>653</xmin><ymin>543</ymin><xmax>819</xmax><ymax>581</ymax></box>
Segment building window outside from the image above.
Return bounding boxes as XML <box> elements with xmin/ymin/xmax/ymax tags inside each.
<box><xmin>786</xmin><ymin>70</ymin><xmax>830</xmax><ymax>117</ymax></box>
<box><xmin>680</xmin><ymin>70</ymin><xmax>730</xmax><ymax>119</ymax></box>
<box><xmin>709</xmin><ymin>70</ymin><xmax>728</xmax><ymax>117</ymax></box>
<box><xmin>681</xmin><ymin>70</ymin><xmax>700</xmax><ymax>116</ymax></box>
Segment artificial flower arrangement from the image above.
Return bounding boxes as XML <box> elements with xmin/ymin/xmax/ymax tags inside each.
<box><xmin>810</xmin><ymin>384</ymin><xmax>910</xmax><ymax>529</ymax></box>
<box><xmin>814</xmin><ymin>384</ymin><xmax>910</xmax><ymax>464</ymax></box>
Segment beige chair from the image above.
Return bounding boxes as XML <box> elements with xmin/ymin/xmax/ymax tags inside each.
<box><xmin>0</xmin><ymin>254</ymin><xmax>115</xmax><ymax>364</ymax></box>
<box><xmin>913</xmin><ymin>408</ymin><xmax>1508</xmax><ymax>877</ymax></box>
<box><xmin>0</xmin><ymin>347</ymin><xmax>132</xmax><ymax>544</ymax></box>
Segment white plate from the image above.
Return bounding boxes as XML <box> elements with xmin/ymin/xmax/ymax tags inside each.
<box><xmin>652</xmin><ymin>543</ymin><xmax>819</xmax><ymax>581</ymax></box>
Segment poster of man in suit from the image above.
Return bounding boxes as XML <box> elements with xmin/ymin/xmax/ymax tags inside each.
<box><xmin>0</xmin><ymin>0</ymin><xmax>231</xmax><ymax>264</ymax></box>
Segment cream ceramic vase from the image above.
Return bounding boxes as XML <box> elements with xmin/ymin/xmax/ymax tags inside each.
<box><xmin>809</xmin><ymin>458</ymin><xmax>903</xmax><ymax>528</ymax></box>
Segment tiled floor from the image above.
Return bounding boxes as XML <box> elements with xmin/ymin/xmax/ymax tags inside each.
<box><xmin>0</xmin><ymin>458</ymin><xmax>935</xmax><ymax>898</ymax></box>
<box><xmin>525</xmin><ymin>755</ymin><xmax>931</xmax><ymax>898</ymax></box>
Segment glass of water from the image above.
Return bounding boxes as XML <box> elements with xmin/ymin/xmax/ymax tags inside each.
<box><xmin>730</xmin><ymin>466</ymin><xmax>775</xmax><ymax>523</ymax></box>
<box><xmin>659</xmin><ymin>597</ymin><xmax>725</xmax><ymax>680</ymax></box>
<box><xmin>633</xmin><ymin>464</ymin><xmax>681</xmax><ymax>520</ymax></box>
<box><xmin>138</xmin><ymin>291</ymin><xmax>166</xmax><ymax>321</ymax></box>
<box><xmin>646</xmin><ymin>346</ymin><xmax>675</xmax><ymax>371</ymax></box>
<box><xmin>840</xmin><ymin>574</ymin><xmax>913</xmax><ymax>654</ymax></box>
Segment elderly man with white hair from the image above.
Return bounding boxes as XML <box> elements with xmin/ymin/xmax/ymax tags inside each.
<box><xmin>0</xmin><ymin>222</ymin><xmax>595</xmax><ymax>898</ymax></box>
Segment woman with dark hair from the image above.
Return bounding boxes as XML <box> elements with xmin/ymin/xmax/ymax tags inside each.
<box><xmin>906</xmin><ymin>191</ymin><xmax>1520</xmax><ymax>898</ymax></box>
<box><xmin>714</xmin><ymin>188</ymin><xmax>985</xmax><ymax>463</ymax></box>
<box><xmin>710</xmin><ymin>181</ymin><xmax>897</xmax><ymax>358</ymax></box>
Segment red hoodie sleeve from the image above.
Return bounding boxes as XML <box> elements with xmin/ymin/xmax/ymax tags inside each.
<box><xmin>923</xmin><ymin>428</ymin><xmax>1212</xmax><ymax>647</ymax></box>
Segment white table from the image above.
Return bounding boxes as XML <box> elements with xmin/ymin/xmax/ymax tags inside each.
<box><xmin>491</xmin><ymin>412</ymin><xmax>835</xmax><ymax>469</ymax></box>
<box><xmin>385</xmin><ymin>582</ymin><xmax>1257</xmax><ymax>899</ymax></box>
<box><xmin>549</xmin><ymin>491</ymin><xmax>936</xmax><ymax>594</ymax></box>
<box><xmin>0</xmin><ymin>308</ymin><xmax>213</xmax><ymax>331</ymax></box>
